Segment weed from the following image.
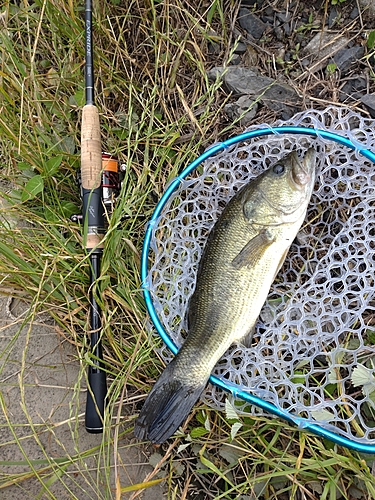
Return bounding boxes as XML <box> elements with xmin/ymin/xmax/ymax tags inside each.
<box><xmin>1</xmin><ymin>1</ymin><xmax>375</xmax><ymax>499</ymax></box>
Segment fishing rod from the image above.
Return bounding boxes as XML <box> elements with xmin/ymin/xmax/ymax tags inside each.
<box><xmin>79</xmin><ymin>0</ymin><xmax>122</xmax><ymax>433</ymax></box>
<box><xmin>80</xmin><ymin>0</ymin><xmax>106</xmax><ymax>433</ymax></box>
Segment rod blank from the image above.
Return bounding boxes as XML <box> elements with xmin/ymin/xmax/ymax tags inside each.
<box><xmin>85</xmin><ymin>253</ymin><xmax>106</xmax><ymax>433</ymax></box>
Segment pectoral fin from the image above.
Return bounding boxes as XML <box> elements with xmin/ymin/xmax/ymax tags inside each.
<box><xmin>237</xmin><ymin>325</ymin><xmax>256</xmax><ymax>347</ymax></box>
<box><xmin>293</xmin><ymin>228</ymin><xmax>309</xmax><ymax>247</ymax></box>
<box><xmin>232</xmin><ymin>229</ymin><xmax>275</xmax><ymax>270</ymax></box>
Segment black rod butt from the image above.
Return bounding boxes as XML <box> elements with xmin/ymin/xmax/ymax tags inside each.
<box><xmin>85</xmin><ymin>370</ymin><xmax>107</xmax><ymax>433</ymax></box>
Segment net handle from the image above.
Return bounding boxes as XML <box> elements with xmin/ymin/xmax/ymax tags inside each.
<box><xmin>141</xmin><ymin>125</ymin><xmax>375</xmax><ymax>454</ymax></box>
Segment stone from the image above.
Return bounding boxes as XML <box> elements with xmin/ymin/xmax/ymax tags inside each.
<box><xmin>283</xmin><ymin>23</ymin><xmax>291</xmax><ymax>36</ymax></box>
<box><xmin>333</xmin><ymin>45</ymin><xmax>365</xmax><ymax>73</ymax></box>
<box><xmin>240</xmin><ymin>0</ymin><xmax>260</xmax><ymax>6</ymax></box>
<box><xmin>262</xmin><ymin>15</ymin><xmax>274</xmax><ymax>24</ymax></box>
<box><xmin>207</xmin><ymin>66</ymin><xmax>301</xmax><ymax>119</ymax></box>
<box><xmin>339</xmin><ymin>76</ymin><xmax>367</xmax><ymax>102</ymax></box>
<box><xmin>207</xmin><ymin>66</ymin><xmax>227</xmax><ymax>83</ymax></box>
<box><xmin>224</xmin><ymin>95</ymin><xmax>258</xmax><ymax>126</ymax></box>
<box><xmin>238</xmin><ymin>8</ymin><xmax>267</xmax><ymax>40</ymax></box>
<box><xmin>207</xmin><ymin>30</ymin><xmax>220</xmax><ymax>55</ymax></box>
<box><xmin>263</xmin><ymin>6</ymin><xmax>274</xmax><ymax>17</ymax></box>
<box><xmin>209</xmin><ymin>66</ymin><xmax>269</xmax><ymax>94</ymax></box>
<box><xmin>0</xmin><ymin>295</ymin><xmax>166</xmax><ymax>500</ymax></box>
<box><xmin>274</xmin><ymin>25</ymin><xmax>284</xmax><ymax>41</ymax></box>
<box><xmin>229</xmin><ymin>54</ymin><xmax>242</xmax><ymax>65</ymax></box>
<box><xmin>361</xmin><ymin>94</ymin><xmax>375</xmax><ymax>118</ymax></box>
<box><xmin>276</xmin><ymin>12</ymin><xmax>291</xmax><ymax>23</ymax></box>
<box><xmin>350</xmin><ymin>7</ymin><xmax>359</xmax><ymax>19</ymax></box>
<box><xmin>233</xmin><ymin>40</ymin><xmax>247</xmax><ymax>54</ymax></box>
<box><xmin>328</xmin><ymin>7</ymin><xmax>338</xmax><ymax>28</ymax></box>
<box><xmin>261</xmin><ymin>82</ymin><xmax>300</xmax><ymax>119</ymax></box>
<box><xmin>208</xmin><ymin>41</ymin><xmax>220</xmax><ymax>55</ymax></box>
<box><xmin>302</xmin><ymin>32</ymin><xmax>348</xmax><ymax>57</ymax></box>
<box><xmin>359</xmin><ymin>0</ymin><xmax>375</xmax><ymax>16</ymax></box>
<box><xmin>301</xmin><ymin>32</ymin><xmax>349</xmax><ymax>73</ymax></box>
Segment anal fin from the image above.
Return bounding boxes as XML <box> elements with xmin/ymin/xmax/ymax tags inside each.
<box><xmin>237</xmin><ymin>325</ymin><xmax>256</xmax><ymax>348</ymax></box>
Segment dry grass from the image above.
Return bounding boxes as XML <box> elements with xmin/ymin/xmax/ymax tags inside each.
<box><xmin>0</xmin><ymin>0</ymin><xmax>375</xmax><ymax>499</ymax></box>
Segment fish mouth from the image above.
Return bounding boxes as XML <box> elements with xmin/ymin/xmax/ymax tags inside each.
<box><xmin>291</xmin><ymin>148</ymin><xmax>316</xmax><ymax>188</ymax></box>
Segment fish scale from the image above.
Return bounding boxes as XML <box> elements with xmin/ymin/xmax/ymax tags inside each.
<box><xmin>135</xmin><ymin>148</ymin><xmax>316</xmax><ymax>443</ymax></box>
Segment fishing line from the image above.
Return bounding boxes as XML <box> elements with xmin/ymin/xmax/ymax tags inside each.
<box><xmin>142</xmin><ymin>111</ymin><xmax>375</xmax><ymax>454</ymax></box>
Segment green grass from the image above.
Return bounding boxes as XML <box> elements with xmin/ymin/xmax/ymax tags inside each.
<box><xmin>1</xmin><ymin>0</ymin><xmax>375</xmax><ymax>499</ymax></box>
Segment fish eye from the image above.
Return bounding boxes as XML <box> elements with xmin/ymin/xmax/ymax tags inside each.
<box><xmin>272</xmin><ymin>164</ymin><xmax>285</xmax><ymax>175</ymax></box>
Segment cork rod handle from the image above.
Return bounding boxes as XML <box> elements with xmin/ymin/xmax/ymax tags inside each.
<box><xmin>81</xmin><ymin>104</ymin><xmax>102</xmax><ymax>190</ymax></box>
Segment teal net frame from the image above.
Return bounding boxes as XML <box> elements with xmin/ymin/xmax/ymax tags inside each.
<box><xmin>141</xmin><ymin>126</ymin><xmax>375</xmax><ymax>454</ymax></box>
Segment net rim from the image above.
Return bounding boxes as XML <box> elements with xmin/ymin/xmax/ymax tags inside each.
<box><xmin>141</xmin><ymin>125</ymin><xmax>375</xmax><ymax>454</ymax></box>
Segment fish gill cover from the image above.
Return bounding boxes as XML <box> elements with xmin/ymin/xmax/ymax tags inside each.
<box><xmin>147</xmin><ymin>106</ymin><xmax>375</xmax><ymax>444</ymax></box>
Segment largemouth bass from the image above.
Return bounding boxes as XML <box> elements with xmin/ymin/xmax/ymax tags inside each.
<box><xmin>135</xmin><ymin>148</ymin><xmax>316</xmax><ymax>443</ymax></box>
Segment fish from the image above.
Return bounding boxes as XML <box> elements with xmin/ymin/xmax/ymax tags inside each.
<box><xmin>134</xmin><ymin>148</ymin><xmax>316</xmax><ymax>443</ymax></box>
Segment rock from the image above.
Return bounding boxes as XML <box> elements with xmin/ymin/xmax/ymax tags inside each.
<box><xmin>208</xmin><ymin>66</ymin><xmax>270</xmax><ymax>94</ymax></box>
<box><xmin>240</xmin><ymin>0</ymin><xmax>260</xmax><ymax>6</ymax></box>
<box><xmin>301</xmin><ymin>59</ymin><xmax>311</xmax><ymax>68</ymax></box>
<box><xmin>229</xmin><ymin>54</ymin><xmax>242</xmax><ymax>65</ymax></box>
<box><xmin>224</xmin><ymin>95</ymin><xmax>258</xmax><ymax>126</ymax></box>
<box><xmin>207</xmin><ymin>66</ymin><xmax>227</xmax><ymax>84</ymax></box>
<box><xmin>207</xmin><ymin>66</ymin><xmax>257</xmax><ymax>94</ymax></box>
<box><xmin>233</xmin><ymin>40</ymin><xmax>247</xmax><ymax>54</ymax></box>
<box><xmin>208</xmin><ymin>41</ymin><xmax>220</xmax><ymax>55</ymax></box>
<box><xmin>328</xmin><ymin>7</ymin><xmax>338</xmax><ymax>28</ymax></box>
<box><xmin>302</xmin><ymin>32</ymin><xmax>348</xmax><ymax>57</ymax></box>
<box><xmin>238</xmin><ymin>8</ymin><xmax>267</xmax><ymax>40</ymax></box>
<box><xmin>261</xmin><ymin>83</ymin><xmax>300</xmax><ymax>119</ymax></box>
<box><xmin>351</xmin><ymin>75</ymin><xmax>367</xmax><ymax>91</ymax></box>
<box><xmin>207</xmin><ymin>30</ymin><xmax>221</xmax><ymax>55</ymax></box>
<box><xmin>361</xmin><ymin>94</ymin><xmax>375</xmax><ymax>118</ymax></box>
<box><xmin>339</xmin><ymin>75</ymin><xmax>367</xmax><ymax>102</ymax></box>
<box><xmin>207</xmin><ymin>66</ymin><xmax>301</xmax><ymax>119</ymax></box>
<box><xmin>283</xmin><ymin>23</ymin><xmax>291</xmax><ymax>37</ymax></box>
<box><xmin>350</xmin><ymin>7</ymin><xmax>359</xmax><ymax>19</ymax></box>
<box><xmin>0</xmin><ymin>193</ymin><xmax>19</xmax><ymax>229</ymax></box>
<box><xmin>274</xmin><ymin>25</ymin><xmax>284</xmax><ymax>42</ymax></box>
<box><xmin>333</xmin><ymin>45</ymin><xmax>365</xmax><ymax>73</ymax></box>
<box><xmin>301</xmin><ymin>32</ymin><xmax>349</xmax><ymax>73</ymax></box>
<box><xmin>262</xmin><ymin>14</ymin><xmax>274</xmax><ymax>24</ymax></box>
<box><xmin>273</xmin><ymin>12</ymin><xmax>292</xmax><ymax>39</ymax></box>
<box><xmin>263</xmin><ymin>6</ymin><xmax>274</xmax><ymax>17</ymax></box>
<box><xmin>359</xmin><ymin>0</ymin><xmax>375</xmax><ymax>16</ymax></box>
<box><xmin>276</xmin><ymin>12</ymin><xmax>291</xmax><ymax>23</ymax></box>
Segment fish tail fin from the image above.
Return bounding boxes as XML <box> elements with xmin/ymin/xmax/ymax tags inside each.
<box><xmin>134</xmin><ymin>360</ymin><xmax>208</xmax><ymax>443</ymax></box>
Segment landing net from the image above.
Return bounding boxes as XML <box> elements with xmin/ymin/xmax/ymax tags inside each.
<box><xmin>144</xmin><ymin>106</ymin><xmax>375</xmax><ymax>446</ymax></box>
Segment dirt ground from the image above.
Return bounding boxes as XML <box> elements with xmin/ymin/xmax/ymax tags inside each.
<box><xmin>0</xmin><ymin>296</ymin><xmax>164</xmax><ymax>499</ymax></box>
